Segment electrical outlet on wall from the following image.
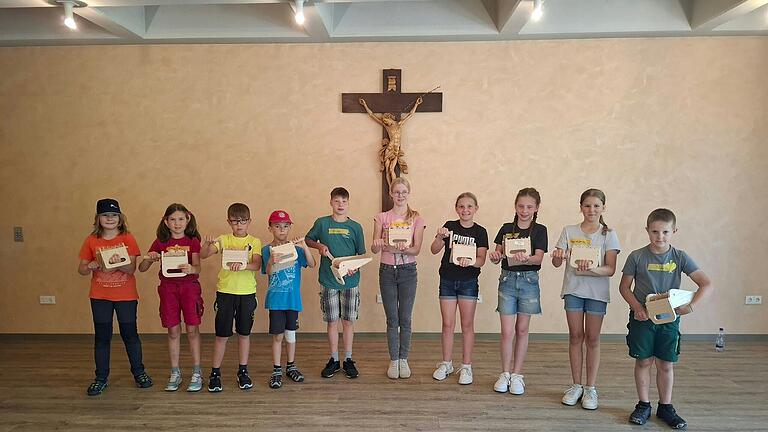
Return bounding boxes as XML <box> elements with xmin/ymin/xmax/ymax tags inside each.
<box><xmin>376</xmin><ymin>294</ymin><xmax>383</xmax><ymax>304</ymax></box>
<box><xmin>477</xmin><ymin>294</ymin><xmax>483</xmax><ymax>304</ymax></box>
<box><xmin>39</xmin><ymin>296</ymin><xmax>56</xmax><ymax>305</ymax></box>
<box><xmin>745</xmin><ymin>295</ymin><xmax>762</xmax><ymax>305</ymax></box>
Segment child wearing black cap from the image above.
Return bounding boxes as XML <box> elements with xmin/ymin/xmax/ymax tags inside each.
<box><xmin>77</xmin><ymin>198</ymin><xmax>153</xmax><ymax>396</ymax></box>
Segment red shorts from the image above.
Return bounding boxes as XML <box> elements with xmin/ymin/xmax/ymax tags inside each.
<box><xmin>158</xmin><ymin>280</ymin><xmax>204</xmax><ymax>328</ymax></box>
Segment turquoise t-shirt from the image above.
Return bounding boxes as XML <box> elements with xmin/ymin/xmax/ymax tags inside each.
<box><xmin>261</xmin><ymin>245</ymin><xmax>307</xmax><ymax>311</ymax></box>
<box><xmin>306</xmin><ymin>215</ymin><xmax>366</xmax><ymax>290</ymax></box>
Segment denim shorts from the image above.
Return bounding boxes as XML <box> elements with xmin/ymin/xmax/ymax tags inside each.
<box><xmin>438</xmin><ymin>277</ymin><xmax>479</xmax><ymax>301</ymax></box>
<box><xmin>563</xmin><ymin>294</ymin><xmax>607</xmax><ymax>316</ymax></box>
<box><xmin>496</xmin><ymin>270</ymin><xmax>541</xmax><ymax>315</ymax></box>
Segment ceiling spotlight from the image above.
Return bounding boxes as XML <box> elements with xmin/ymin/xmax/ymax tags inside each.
<box><xmin>294</xmin><ymin>0</ymin><xmax>305</xmax><ymax>25</ymax></box>
<box><xmin>62</xmin><ymin>1</ymin><xmax>77</xmax><ymax>29</ymax></box>
<box><xmin>531</xmin><ymin>0</ymin><xmax>543</xmax><ymax>22</ymax></box>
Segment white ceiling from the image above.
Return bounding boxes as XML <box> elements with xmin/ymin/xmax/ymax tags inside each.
<box><xmin>1</xmin><ymin>0</ymin><xmax>767</xmax><ymax>46</ymax></box>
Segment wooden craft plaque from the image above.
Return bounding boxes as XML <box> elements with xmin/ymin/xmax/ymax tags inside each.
<box><xmin>449</xmin><ymin>232</ymin><xmax>477</xmax><ymax>266</ymax></box>
<box><xmin>161</xmin><ymin>250</ymin><xmax>188</xmax><ymax>278</ymax></box>
<box><xmin>271</xmin><ymin>242</ymin><xmax>299</xmax><ymax>264</ymax></box>
<box><xmin>646</xmin><ymin>289</ymin><xmax>695</xmax><ymax>324</ymax></box>
<box><xmin>569</xmin><ymin>247</ymin><xmax>601</xmax><ymax>270</ymax></box>
<box><xmin>388</xmin><ymin>225</ymin><xmax>413</xmax><ymax>247</ymax></box>
<box><xmin>222</xmin><ymin>248</ymin><xmax>249</xmax><ymax>270</ymax></box>
<box><xmin>99</xmin><ymin>244</ymin><xmax>130</xmax><ymax>269</ymax></box>
<box><xmin>331</xmin><ymin>256</ymin><xmax>373</xmax><ymax>285</ymax></box>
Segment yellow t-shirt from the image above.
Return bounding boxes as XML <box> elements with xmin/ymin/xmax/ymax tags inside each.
<box><xmin>215</xmin><ymin>234</ymin><xmax>262</xmax><ymax>295</ymax></box>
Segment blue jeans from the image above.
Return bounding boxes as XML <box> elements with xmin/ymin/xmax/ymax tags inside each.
<box><xmin>438</xmin><ymin>277</ymin><xmax>479</xmax><ymax>301</ymax></box>
<box><xmin>90</xmin><ymin>299</ymin><xmax>146</xmax><ymax>382</ymax></box>
<box><xmin>496</xmin><ymin>270</ymin><xmax>541</xmax><ymax>315</ymax></box>
<box><xmin>563</xmin><ymin>294</ymin><xmax>607</xmax><ymax>316</ymax></box>
<box><xmin>379</xmin><ymin>263</ymin><xmax>418</xmax><ymax>360</ymax></box>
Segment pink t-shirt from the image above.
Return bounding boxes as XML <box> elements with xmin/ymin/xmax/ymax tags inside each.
<box><xmin>375</xmin><ymin>210</ymin><xmax>426</xmax><ymax>265</ymax></box>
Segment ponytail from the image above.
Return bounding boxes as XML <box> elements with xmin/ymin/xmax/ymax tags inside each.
<box><xmin>599</xmin><ymin>215</ymin><xmax>608</xmax><ymax>236</ymax></box>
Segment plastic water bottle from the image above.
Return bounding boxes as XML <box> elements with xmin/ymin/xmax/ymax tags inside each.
<box><xmin>715</xmin><ymin>328</ymin><xmax>725</xmax><ymax>352</ymax></box>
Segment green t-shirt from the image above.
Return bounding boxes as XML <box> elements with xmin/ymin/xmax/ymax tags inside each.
<box><xmin>306</xmin><ymin>215</ymin><xmax>366</xmax><ymax>290</ymax></box>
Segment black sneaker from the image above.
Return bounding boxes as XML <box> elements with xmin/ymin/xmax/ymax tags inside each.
<box><xmin>343</xmin><ymin>358</ymin><xmax>359</xmax><ymax>379</ymax></box>
<box><xmin>321</xmin><ymin>358</ymin><xmax>341</xmax><ymax>378</ymax></box>
<box><xmin>86</xmin><ymin>380</ymin><xmax>108</xmax><ymax>396</ymax></box>
<box><xmin>286</xmin><ymin>364</ymin><xmax>305</xmax><ymax>382</ymax></box>
<box><xmin>134</xmin><ymin>373</ymin><xmax>153</xmax><ymax>389</ymax></box>
<box><xmin>629</xmin><ymin>402</ymin><xmax>652</xmax><ymax>425</ymax></box>
<box><xmin>237</xmin><ymin>370</ymin><xmax>253</xmax><ymax>389</ymax></box>
<box><xmin>657</xmin><ymin>404</ymin><xmax>687</xmax><ymax>429</ymax></box>
<box><xmin>269</xmin><ymin>371</ymin><xmax>283</xmax><ymax>389</ymax></box>
<box><xmin>208</xmin><ymin>374</ymin><xmax>222</xmax><ymax>392</ymax></box>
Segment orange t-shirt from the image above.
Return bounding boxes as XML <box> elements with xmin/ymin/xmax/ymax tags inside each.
<box><xmin>79</xmin><ymin>233</ymin><xmax>141</xmax><ymax>301</ymax></box>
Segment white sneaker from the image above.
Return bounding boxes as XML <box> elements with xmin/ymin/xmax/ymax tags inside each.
<box><xmin>581</xmin><ymin>386</ymin><xmax>598</xmax><ymax>410</ymax></box>
<box><xmin>164</xmin><ymin>370</ymin><xmax>182</xmax><ymax>392</ymax></box>
<box><xmin>186</xmin><ymin>372</ymin><xmax>202</xmax><ymax>392</ymax></box>
<box><xmin>433</xmin><ymin>361</ymin><xmax>454</xmax><ymax>381</ymax></box>
<box><xmin>387</xmin><ymin>360</ymin><xmax>399</xmax><ymax>379</ymax></box>
<box><xmin>458</xmin><ymin>365</ymin><xmax>473</xmax><ymax>385</ymax></box>
<box><xmin>509</xmin><ymin>373</ymin><xmax>525</xmax><ymax>395</ymax></box>
<box><xmin>398</xmin><ymin>359</ymin><xmax>411</xmax><ymax>379</ymax></box>
<box><xmin>493</xmin><ymin>372</ymin><xmax>511</xmax><ymax>393</ymax></box>
<box><xmin>562</xmin><ymin>383</ymin><xmax>584</xmax><ymax>405</ymax></box>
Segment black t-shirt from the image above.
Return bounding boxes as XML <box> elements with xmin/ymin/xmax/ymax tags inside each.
<box><xmin>438</xmin><ymin>220</ymin><xmax>489</xmax><ymax>281</ymax></box>
<box><xmin>493</xmin><ymin>222</ymin><xmax>548</xmax><ymax>272</ymax></box>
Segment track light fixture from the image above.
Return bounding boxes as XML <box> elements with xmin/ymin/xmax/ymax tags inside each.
<box><xmin>294</xmin><ymin>0</ymin><xmax>305</xmax><ymax>25</ymax></box>
<box><xmin>55</xmin><ymin>0</ymin><xmax>86</xmax><ymax>30</ymax></box>
<box><xmin>531</xmin><ymin>0</ymin><xmax>543</xmax><ymax>22</ymax></box>
<box><xmin>63</xmin><ymin>1</ymin><xmax>76</xmax><ymax>29</ymax></box>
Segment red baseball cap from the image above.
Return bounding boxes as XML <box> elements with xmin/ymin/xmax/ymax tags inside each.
<box><xmin>268</xmin><ymin>210</ymin><xmax>293</xmax><ymax>224</ymax></box>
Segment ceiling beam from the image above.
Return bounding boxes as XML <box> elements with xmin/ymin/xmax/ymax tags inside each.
<box><xmin>74</xmin><ymin>5</ymin><xmax>145</xmax><ymax>39</ymax></box>
<box><xmin>689</xmin><ymin>0</ymin><xmax>768</xmax><ymax>31</ymax></box>
<box><xmin>297</xmin><ymin>1</ymin><xmax>330</xmax><ymax>40</ymax></box>
<box><xmin>481</xmin><ymin>0</ymin><xmax>531</xmax><ymax>35</ymax></box>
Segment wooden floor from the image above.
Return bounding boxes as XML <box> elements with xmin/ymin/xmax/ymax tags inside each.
<box><xmin>0</xmin><ymin>334</ymin><xmax>766</xmax><ymax>431</ymax></box>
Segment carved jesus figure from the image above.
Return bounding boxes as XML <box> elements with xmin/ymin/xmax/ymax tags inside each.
<box><xmin>359</xmin><ymin>96</ymin><xmax>423</xmax><ymax>189</ymax></box>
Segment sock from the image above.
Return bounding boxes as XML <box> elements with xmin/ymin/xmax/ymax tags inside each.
<box><xmin>331</xmin><ymin>352</ymin><xmax>339</xmax><ymax>362</ymax></box>
<box><xmin>287</xmin><ymin>361</ymin><xmax>295</xmax><ymax>369</ymax></box>
<box><xmin>211</xmin><ymin>367</ymin><xmax>221</xmax><ymax>377</ymax></box>
<box><xmin>171</xmin><ymin>367</ymin><xmax>181</xmax><ymax>374</ymax></box>
<box><xmin>639</xmin><ymin>400</ymin><xmax>651</xmax><ymax>407</ymax></box>
<box><xmin>273</xmin><ymin>365</ymin><xmax>282</xmax><ymax>371</ymax></box>
<box><xmin>345</xmin><ymin>351</ymin><xmax>352</xmax><ymax>360</ymax></box>
<box><xmin>658</xmin><ymin>403</ymin><xmax>672</xmax><ymax>409</ymax></box>
<box><xmin>461</xmin><ymin>363</ymin><xmax>470</xmax><ymax>369</ymax></box>
<box><xmin>192</xmin><ymin>365</ymin><xmax>201</xmax><ymax>375</ymax></box>
<box><xmin>238</xmin><ymin>364</ymin><xmax>248</xmax><ymax>374</ymax></box>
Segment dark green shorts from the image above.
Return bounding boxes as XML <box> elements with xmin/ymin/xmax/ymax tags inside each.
<box><xmin>626</xmin><ymin>312</ymin><xmax>681</xmax><ymax>362</ymax></box>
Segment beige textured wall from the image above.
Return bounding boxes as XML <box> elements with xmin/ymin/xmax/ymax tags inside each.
<box><xmin>1</xmin><ymin>38</ymin><xmax>766</xmax><ymax>335</ymax></box>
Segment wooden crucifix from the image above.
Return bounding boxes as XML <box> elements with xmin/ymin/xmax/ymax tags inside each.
<box><xmin>342</xmin><ymin>69</ymin><xmax>443</xmax><ymax>211</ymax></box>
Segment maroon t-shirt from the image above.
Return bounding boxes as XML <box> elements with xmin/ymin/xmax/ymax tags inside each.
<box><xmin>148</xmin><ymin>236</ymin><xmax>201</xmax><ymax>282</ymax></box>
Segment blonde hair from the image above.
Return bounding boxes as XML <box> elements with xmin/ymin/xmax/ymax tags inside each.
<box><xmin>91</xmin><ymin>213</ymin><xmax>129</xmax><ymax>238</ymax></box>
<box><xmin>390</xmin><ymin>177</ymin><xmax>419</xmax><ymax>222</ymax></box>
<box><xmin>455</xmin><ymin>192</ymin><xmax>478</xmax><ymax>208</ymax></box>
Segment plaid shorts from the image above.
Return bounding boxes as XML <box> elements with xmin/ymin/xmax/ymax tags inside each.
<box><xmin>320</xmin><ymin>286</ymin><xmax>360</xmax><ymax>322</ymax></box>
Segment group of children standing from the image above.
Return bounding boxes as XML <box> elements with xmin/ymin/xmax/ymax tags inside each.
<box><xmin>78</xmin><ymin>181</ymin><xmax>712</xmax><ymax>430</ymax></box>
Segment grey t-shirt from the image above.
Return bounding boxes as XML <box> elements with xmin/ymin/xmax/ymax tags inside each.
<box><xmin>556</xmin><ymin>224</ymin><xmax>621</xmax><ymax>303</ymax></box>
<box><xmin>621</xmin><ymin>245</ymin><xmax>699</xmax><ymax>305</ymax></box>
